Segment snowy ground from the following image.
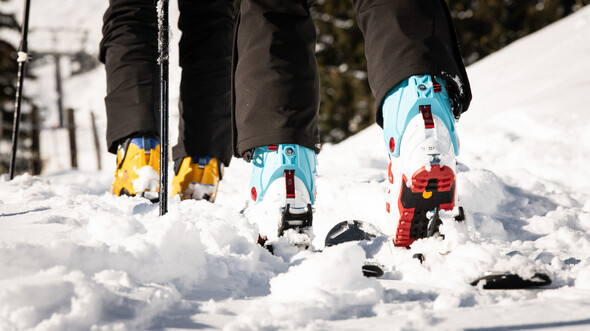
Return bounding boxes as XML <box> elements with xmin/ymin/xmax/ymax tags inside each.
<box><xmin>2</xmin><ymin>2</ymin><xmax>590</xmax><ymax>330</ymax></box>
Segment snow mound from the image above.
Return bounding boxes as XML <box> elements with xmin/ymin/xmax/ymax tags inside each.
<box><xmin>227</xmin><ymin>244</ymin><xmax>383</xmax><ymax>330</ymax></box>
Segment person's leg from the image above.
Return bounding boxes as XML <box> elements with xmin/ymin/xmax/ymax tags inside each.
<box><xmin>100</xmin><ymin>0</ymin><xmax>161</xmax><ymax>199</ymax></box>
<box><xmin>352</xmin><ymin>0</ymin><xmax>471</xmax><ymax>120</ymax></box>
<box><xmin>352</xmin><ymin>0</ymin><xmax>471</xmax><ymax>247</ymax></box>
<box><xmin>233</xmin><ymin>0</ymin><xmax>319</xmax><ymax>240</ymax></box>
<box><xmin>100</xmin><ymin>0</ymin><xmax>159</xmax><ymax>154</ymax></box>
<box><xmin>233</xmin><ymin>0</ymin><xmax>320</xmax><ymax>157</ymax></box>
<box><xmin>173</xmin><ymin>0</ymin><xmax>235</xmax><ymax>166</ymax></box>
<box><xmin>170</xmin><ymin>0</ymin><xmax>235</xmax><ymax>202</ymax></box>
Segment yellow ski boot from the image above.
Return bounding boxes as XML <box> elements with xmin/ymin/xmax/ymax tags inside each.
<box><xmin>172</xmin><ymin>156</ymin><xmax>223</xmax><ymax>202</ymax></box>
<box><xmin>111</xmin><ymin>136</ymin><xmax>160</xmax><ymax>202</ymax></box>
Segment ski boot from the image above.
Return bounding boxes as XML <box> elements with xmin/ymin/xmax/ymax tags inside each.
<box><xmin>383</xmin><ymin>75</ymin><xmax>460</xmax><ymax>247</ymax></box>
<box><xmin>171</xmin><ymin>156</ymin><xmax>223</xmax><ymax>202</ymax></box>
<box><xmin>248</xmin><ymin>144</ymin><xmax>317</xmax><ymax>248</ymax></box>
<box><xmin>111</xmin><ymin>135</ymin><xmax>160</xmax><ymax>202</ymax></box>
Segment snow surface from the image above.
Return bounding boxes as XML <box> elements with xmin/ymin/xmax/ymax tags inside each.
<box><xmin>2</xmin><ymin>1</ymin><xmax>590</xmax><ymax>330</ymax></box>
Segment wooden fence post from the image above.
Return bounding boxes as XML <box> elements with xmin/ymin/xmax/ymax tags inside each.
<box><xmin>67</xmin><ymin>108</ymin><xmax>77</xmax><ymax>169</ymax></box>
<box><xmin>90</xmin><ymin>111</ymin><xmax>101</xmax><ymax>170</ymax></box>
<box><xmin>29</xmin><ymin>105</ymin><xmax>41</xmax><ymax>175</ymax></box>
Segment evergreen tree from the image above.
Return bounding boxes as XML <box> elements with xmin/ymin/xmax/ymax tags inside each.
<box><xmin>448</xmin><ymin>0</ymin><xmax>588</xmax><ymax>65</ymax></box>
<box><xmin>1</xmin><ymin>1</ymin><xmax>20</xmax><ymax>142</ymax></box>
<box><xmin>1</xmin><ymin>1</ymin><xmax>34</xmax><ymax>174</ymax></box>
<box><xmin>311</xmin><ymin>0</ymin><xmax>372</xmax><ymax>144</ymax></box>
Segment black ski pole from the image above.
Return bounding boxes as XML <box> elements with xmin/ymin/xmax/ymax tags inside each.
<box><xmin>157</xmin><ymin>0</ymin><xmax>169</xmax><ymax>215</ymax></box>
<box><xmin>9</xmin><ymin>0</ymin><xmax>32</xmax><ymax>180</ymax></box>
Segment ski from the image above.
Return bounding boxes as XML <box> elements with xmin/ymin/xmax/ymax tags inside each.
<box><xmin>323</xmin><ymin>220</ymin><xmax>552</xmax><ymax>289</ymax></box>
<box><xmin>470</xmin><ymin>272</ymin><xmax>552</xmax><ymax>289</ymax></box>
<box><xmin>324</xmin><ymin>220</ymin><xmax>386</xmax><ymax>277</ymax></box>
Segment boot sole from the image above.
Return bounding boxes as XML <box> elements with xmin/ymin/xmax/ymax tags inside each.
<box><xmin>395</xmin><ymin>165</ymin><xmax>455</xmax><ymax>247</ymax></box>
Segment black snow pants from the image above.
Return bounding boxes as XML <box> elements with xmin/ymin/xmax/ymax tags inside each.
<box><xmin>100</xmin><ymin>0</ymin><xmax>235</xmax><ymax>165</ymax></box>
<box><xmin>100</xmin><ymin>0</ymin><xmax>471</xmax><ymax>163</ymax></box>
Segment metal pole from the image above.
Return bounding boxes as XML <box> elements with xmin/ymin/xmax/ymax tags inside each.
<box><xmin>54</xmin><ymin>54</ymin><xmax>65</xmax><ymax>128</ymax></box>
<box><xmin>9</xmin><ymin>0</ymin><xmax>32</xmax><ymax>180</ymax></box>
<box><xmin>157</xmin><ymin>0</ymin><xmax>170</xmax><ymax>215</ymax></box>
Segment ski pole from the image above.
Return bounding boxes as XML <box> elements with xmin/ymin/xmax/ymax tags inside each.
<box><xmin>9</xmin><ymin>0</ymin><xmax>32</xmax><ymax>180</ymax></box>
<box><xmin>157</xmin><ymin>0</ymin><xmax>170</xmax><ymax>215</ymax></box>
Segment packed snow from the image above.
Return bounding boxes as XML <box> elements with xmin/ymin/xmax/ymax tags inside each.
<box><xmin>2</xmin><ymin>1</ymin><xmax>590</xmax><ymax>330</ymax></box>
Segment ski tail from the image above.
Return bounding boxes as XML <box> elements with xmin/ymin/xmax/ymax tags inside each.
<box><xmin>471</xmin><ymin>272</ymin><xmax>552</xmax><ymax>289</ymax></box>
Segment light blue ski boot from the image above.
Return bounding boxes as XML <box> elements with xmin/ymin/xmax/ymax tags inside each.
<box><xmin>382</xmin><ymin>75</ymin><xmax>460</xmax><ymax>247</ymax></box>
<box><xmin>249</xmin><ymin>144</ymin><xmax>317</xmax><ymax>237</ymax></box>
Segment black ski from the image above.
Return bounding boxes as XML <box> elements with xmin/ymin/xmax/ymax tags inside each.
<box><xmin>470</xmin><ymin>272</ymin><xmax>551</xmax><ymax>289</ymax></box>
<box><xmin>323</xmin><ymin>220</ymin><xmax>552</xmax><ymax>289</ymax></box>
<box><xmin>324</xmin><ymin>220</ymin><xmax>385</xmax><ymax>278</ymax></box>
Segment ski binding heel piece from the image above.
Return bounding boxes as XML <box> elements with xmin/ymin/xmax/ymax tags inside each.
<box><xmin>278</xmin><ymin>203</ymin><xmax>313</xmax><ymax>237</ymax></box>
